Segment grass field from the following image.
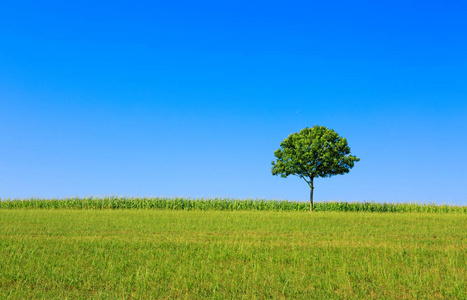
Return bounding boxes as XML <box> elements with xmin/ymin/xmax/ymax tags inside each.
<box><xmin>1</xmin><ymin>210</ymin><xmax>466</xmax><ymax>299</ymax></box>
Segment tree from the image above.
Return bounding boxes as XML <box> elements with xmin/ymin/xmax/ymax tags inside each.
<box><xmin>271</xmin><ymin>126</ymin><xmax>360</xmax><ymax>212</ymax></box>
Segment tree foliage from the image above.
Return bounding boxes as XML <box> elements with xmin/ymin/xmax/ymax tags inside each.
<box><xmin>271</xmin><ymin>126</ymin><xmax>359</xmax><ymax>211</ymax></box>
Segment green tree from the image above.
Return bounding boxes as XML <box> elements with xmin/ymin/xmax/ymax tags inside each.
<box><xmin>272</xmin><ymin>126</ymin><xmax>360</xmax><ymax>211</ymax></box>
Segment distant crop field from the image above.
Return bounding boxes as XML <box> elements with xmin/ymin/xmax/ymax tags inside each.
<box><xmin>1</xmin><ymin>210</ymin><xmax>466</xmax><ymax>299</ymax></box>
<box><xmin>1</xmin><ymin>197</ymin><xmax>466</xmax><ymax>213</ymax></box>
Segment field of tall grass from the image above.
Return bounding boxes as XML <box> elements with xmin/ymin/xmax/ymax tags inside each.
<box><xmin>1</xmin><ymin>209</ymin><xmax>466</xmax><ymax>299</ymax></box>
<box><xmin>1</xmin><ymin>196</ymin><xmax>466</xmax><ymax>213</ymax></box>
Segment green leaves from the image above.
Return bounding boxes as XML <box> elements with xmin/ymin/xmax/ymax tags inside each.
<box><xmin>271</xmin><ymin>126</ymin><xmax>360</xmax><ymax>182</ymax></box>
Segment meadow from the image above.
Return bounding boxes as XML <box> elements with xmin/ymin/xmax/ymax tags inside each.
<box><xmin>1</xmin><ymin>207</ymin><xmax>466</xmax><ymax>299</ymax></box>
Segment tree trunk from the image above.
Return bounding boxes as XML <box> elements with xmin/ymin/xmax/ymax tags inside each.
<box><xmin>310</xmin><ymin>177</ymin><xmax>314</xmax><ymax>212</ymax></box>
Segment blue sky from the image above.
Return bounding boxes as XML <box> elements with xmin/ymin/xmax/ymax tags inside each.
<box><xmin>1</xmin><ymin>0</ymin><xmax>466</xmax><ymax>204</ymax></box>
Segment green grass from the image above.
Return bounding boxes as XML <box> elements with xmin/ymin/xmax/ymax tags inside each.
<box><xmin>1</xmin><ymin>210</ymin><xmax>466</xmax><ymax>299</ymax></box>
<box><xmin>1</xmin><ymin>197</ymin><xmax>466</xmax><ymax>213</ymax></box>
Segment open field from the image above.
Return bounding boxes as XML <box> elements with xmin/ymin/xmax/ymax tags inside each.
<box><xmin>1</xmin><ymin>210</ymin><xmax>466</xmax><ymax>299</ymax></box>
<box><xmin>1</xmin><ymin>197</ymin><xmax>466</xmax><ymax>213</ymax></box>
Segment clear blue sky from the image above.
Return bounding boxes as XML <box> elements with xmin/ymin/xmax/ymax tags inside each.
<box><xmin>1</xmin><ymin>0</ymin><xmax>466</xmax><ymax>204</ymax></box>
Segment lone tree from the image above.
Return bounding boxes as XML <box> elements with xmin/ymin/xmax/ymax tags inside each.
<box><xmin>271</xmin><ymin>126</ymin><xmax>360</xmax><ymax>211</ymax></box>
